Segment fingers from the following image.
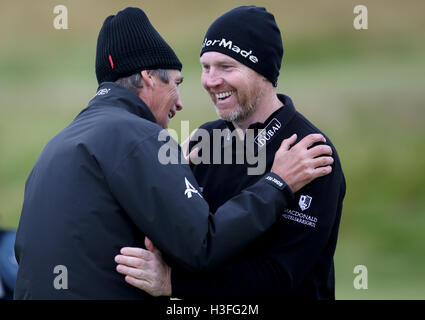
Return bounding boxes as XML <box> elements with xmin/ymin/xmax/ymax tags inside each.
<box><xmin>116</xmin><ymin>264</ymin><xmax>145</xmax><ymax>279</ymax></box>
<box><xmin>115</xmin><ymin>254</ymin><xmax>147</xmax><ymax>269</ymax></box>
<box><xmin>124</xmin><ymin>275</ymin><xmax>151</xmax><ymax>292</ymax></box>
<box><xmin>116</xmin><ymin>264</ymin><xmax>148</xmax><ymax>280</ymax></box>
<box><xmin>311</xmin><ymin>156</ymin><xmax>334</xmax><ymax>168</ymax></box>
<box><xmin>180</xmin><ymin>136</ymin><xmax>191</xmax><ymax>157</ymax></box>
<box><xmin>296</xmin><ymin>133</ymin><xmax>326</xmax><ymax>149</ymax></box>
<box><xmin>144</xmin><ymin>237</ymin><xmax>161</xmax><ymax>256</ymax></box>
<box><xmin>313</xmin><ymin>165</ymin><xmax>333</xmax><ymax>178</ymax></box>
<box><xmin>144</xmin><ymin>237</ymin><xmax>153</xmax><ymax>251</ymax></box>
<box><xmin>120</xmin><ymin>247</ymin><xmax>151</xmax><ymax>260</ymax></box>
<box><xmin>181</xmin><ymin>129</ymin><xmax>198</xmax><ymax>160</ymax></box>
<box><xmin>308</xmin><ymin>144</ymin><xmax>333</xmax><ymax>158</ymax></box>
<box><xmin>278</xmin><ymin>134</ymin><xmax>297</xmax><ymax>151</ymax></box>
<box><xmin>188</xmin><ymin>147</ymin><xmax>201</xmax><ymax>166</ymax></box>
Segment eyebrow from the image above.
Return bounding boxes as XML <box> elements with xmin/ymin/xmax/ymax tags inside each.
<box><xmin>201</xmin><ymin>59</ymin><xmax>236</xmax><ymax>67</ymax></box>
<box><xmin>219</xmin><ymin>59</ymin><xmax>237</xmax><ymax>65</ymax></box>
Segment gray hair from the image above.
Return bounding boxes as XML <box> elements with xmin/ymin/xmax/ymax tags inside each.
<box><xmin>115</xmin><ymin>69</ymin><xmax>170</xmax><ymax>94</ymax></box>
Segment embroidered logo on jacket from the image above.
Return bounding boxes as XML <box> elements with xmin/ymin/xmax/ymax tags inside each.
<box><xmin>184</xmin><ymin>177</ymin><xmax>203</xmax><ymax>199</ymax></box>
<box><xmin>254</xmin><ymin>118</ymin><xmax>282</xmax><ymax>147</ymax></box>
<box><xmin>95</xmin><ymin>88</ymin><xmax>111</xmax><ymax>96</ymax></box>
<box><xmin>299</xmin><ymin>195</ymin><xmax>312</xmax><ymax>211</ymax></box>
<box><xmin>282</xmin><ymin>195</ymin><xmax>316</xmax><ymax>227</ymax></box>
<box><xmin>282</xmin><ymin>209</ymin><xmax>317</xmax><ymax>228</ymax></box>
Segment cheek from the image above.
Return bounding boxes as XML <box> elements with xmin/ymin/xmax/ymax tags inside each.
<box><xmin>162</xmin><ymin>88</ymin><xmax>178</xmax><ymax>113</ymax></box>
<box><xmin>169</xmin><ymin>88</ymin><xmax>179</xmax><ymax>105</ymax></box>
<box><xmin>239</xmin><ymin>75</ymin><xmax>255</xmax><ymax>95</ymax></box>
<box><xmin>201</xmin><ymin>73</ymin><xmax>210</xmax><ymax>90</ymax></box>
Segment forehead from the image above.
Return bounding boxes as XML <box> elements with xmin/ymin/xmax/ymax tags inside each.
<box><xmin>200</xmin><ymin>52</ymin><xmax>240</xmax><ymax>65</ymax></box>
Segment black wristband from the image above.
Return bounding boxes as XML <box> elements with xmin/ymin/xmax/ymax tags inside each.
<box><xmin>264</xmin><ymin>172</ymin><xmax>295</xmax><ymax>203</ymax></box>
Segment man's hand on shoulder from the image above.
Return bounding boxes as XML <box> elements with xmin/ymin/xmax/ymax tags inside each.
<box><xmin>271</xmin><ymin>133</ymin><xmax>333</xmax><ymax>193</ymax></box>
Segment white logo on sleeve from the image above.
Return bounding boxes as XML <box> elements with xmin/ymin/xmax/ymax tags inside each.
<box><xmin>184</xmin><ymin>177</ymin><xmax>203</xmax><ymax>199</ymax></box>
<box><xmin>299</xmin><ymin>195</ymin><xmax>312</xmax><ymax>211</ymax></box>
<box><xmin>95</xmin><ymin>88</ymin><xmax>111</xmax><ymax>96</ymax></box>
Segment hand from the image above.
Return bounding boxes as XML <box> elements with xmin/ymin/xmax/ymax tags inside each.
<box><xmin>114</xmin><ymin>237</ymin><xmax>172</xmax><ymax>297</ymax></box>
<box><xmin>271</xmin><ymin>133</ymin><xmax>333</xmax><ymax>193</ymax></box>
<box><xmin>181</xmin><ymin>132</ymin><xmax>200</xmax><ymax>168</ymax></box>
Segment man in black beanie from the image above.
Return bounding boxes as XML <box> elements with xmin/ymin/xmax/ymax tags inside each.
<box><xmin>116</xmin><ymin>6</ymin><xmax>345</xmax><ymax>300</ymax></box>
<box><xmin>13</xmin><ymin>7</ymin><xmax>333</xmax><ymax>299</ymax></box>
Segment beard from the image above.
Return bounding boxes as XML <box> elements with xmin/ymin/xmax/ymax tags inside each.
<box><xmin>216</xmin><ymin>86</ymin><xmax>263</xmax><ymax>124</ymax></box>
<box><xmin>218</xmin><ymin>103</ymin><xmax>254</xmax><ymax>123</ymax></box>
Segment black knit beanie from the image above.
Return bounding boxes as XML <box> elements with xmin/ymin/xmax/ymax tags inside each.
<box><xmin>96</xmin><ymin>7</ymin><xmax>182</xmax><ymax>84</ymax></box>
<box><xmin>200</xmin><ymin>6</ymin><xmax>283</xmax><ymax>87</ymax></box>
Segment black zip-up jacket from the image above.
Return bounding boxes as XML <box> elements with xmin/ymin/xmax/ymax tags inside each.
<box><xmin>171</xmin><ymin>94</ymin><xmax>346</xmax><ymax>300</ymax></box>
<box><xmin>14</xmin><ymin>83</ymin><xmax>294</xmax><ymax>300</ymax></box>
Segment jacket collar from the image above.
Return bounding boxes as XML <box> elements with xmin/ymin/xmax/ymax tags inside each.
<box><xmin>83</xmin><ymin>82</ymin><xmax>157</xmax><ymax>123</ymax></box>
<box><xmin>225</xmin><ymin>93</ymin><xmax>297</xmax><ymax>131</ymax></box>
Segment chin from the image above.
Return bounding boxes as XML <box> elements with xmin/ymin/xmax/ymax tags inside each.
<box><xmin>217</xmin><ymin>106</ymin><xmax>245</xmax><ymax>122</ymax></box>
<box><xmin>216</xmin><ymin>110</ymin><xmax>230</xmax><ymax>121</ymax></box>
<box><xmin>159</xmin><ymin>120</ymin><xmax>169</xmax><ymax>129</ymax></box>
<box><xmin>216</xmin><ymin>106</ymin><xmax>233</xmax><ymax>120</ymax></box>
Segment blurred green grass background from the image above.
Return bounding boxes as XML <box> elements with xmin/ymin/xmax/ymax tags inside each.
<box><xmin>1</xmin><ymin>0</ymin><xmax>424</xmax><ymax>299</ymax></box>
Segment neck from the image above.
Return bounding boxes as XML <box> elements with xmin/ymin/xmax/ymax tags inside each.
<box><xmin>233</xmin><ymin>90</ymin><xmax>283</xmax><ymax>131</ymax></box>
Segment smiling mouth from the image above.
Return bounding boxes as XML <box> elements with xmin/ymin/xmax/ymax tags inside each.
<box><xmin>168</xmin><ymin>110</ymin><xmax>176</xmax><ymax>119</ymax></box>
<box><xmin>215</xmin><ymin>90</ymin><xmax>235</xmax><ymax>101</ymax></box>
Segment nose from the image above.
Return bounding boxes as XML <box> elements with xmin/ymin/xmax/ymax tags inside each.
<box><xmin>176</xmin><ymin>97</ymin><xmax>183</xmax><ymax>111</ymax></box>
<box><xmin>202</xmin><ymin>68</ymin><xmax>223</xmax><ymax>89</ymax></box>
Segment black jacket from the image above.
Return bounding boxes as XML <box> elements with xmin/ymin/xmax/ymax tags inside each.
<box><xmin>171</xmin><ymin>94</ymin><xmax>346</xmax><ymax>300</ymax></box>
<box><xmin>14</xmin><ymin>83</ymin><xmax>294</xmax><ymax>299</ymax></box>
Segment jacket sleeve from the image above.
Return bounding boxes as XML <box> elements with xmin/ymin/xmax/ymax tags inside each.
<box><xmin>106</xmin><ymin>132</ymin><xmax>294</xmax><ymax>272</ymax></box>
<box><xmin>171</xmin><ymin>157</ymin><xmax>345</xmax><ymax>298</ymax></box>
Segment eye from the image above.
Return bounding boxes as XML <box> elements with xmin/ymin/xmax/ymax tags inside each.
<box><xmin>202</xmin><ymin>64</ymin><xmax>210</xmax><ymax>72</ymax></box>
<box><xmin>174</xmin><ymin>76</ymin><xmax>183</xmax><ymax>87</ymax></box>
<box><xmin>221</xmin><ymin>65</ymin><xmax>233</xmax><ymax>71</ymax></box>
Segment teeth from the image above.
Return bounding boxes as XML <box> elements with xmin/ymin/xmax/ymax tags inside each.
<box><xmin>215</xmin><ymin>91</ymin><xmax>234</xmax><ymax>99</ymax></box>
<box><xmin>168</xmin><ymin>111</ymin><xmax>173</xmax><ymax>119</ymax></box>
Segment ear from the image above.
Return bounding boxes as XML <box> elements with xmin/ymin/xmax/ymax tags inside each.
<box><xmin>140</xmin><ymin>70</ymin><xmax>154</xmax><ymax>89</ymax></box>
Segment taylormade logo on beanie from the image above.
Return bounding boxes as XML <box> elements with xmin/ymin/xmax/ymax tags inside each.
<box><xmin>202</xmin><ymin>38</ymin><xmax>259</xmax><ymax>64</ymax></box>
<box><xmin>200</xmin><ymin>6</ymin><xmax>283</xmax><ymax>87</ymax></box>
